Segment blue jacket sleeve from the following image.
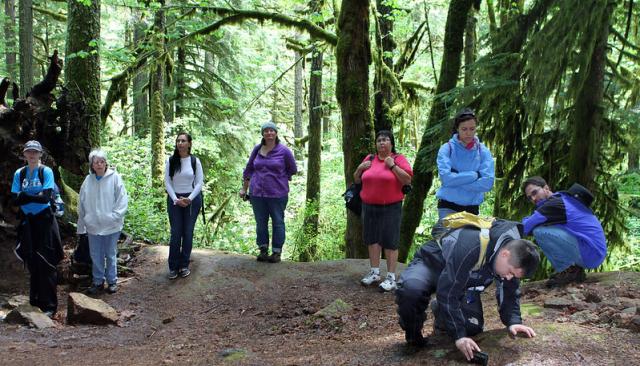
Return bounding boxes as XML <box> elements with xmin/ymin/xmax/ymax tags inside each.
<box><xmin>496</xmin><ymin>278</ymin><xmax>523</xmax><ymax>327</ymax></box>
<box><xmin>522</xmin><ymin>211</ymin><xmax>549</xmax><ymax>235</ymax></box>
<box><xmin>437</xmin><ymin>144</ymin><xmax>478</xmax><ymax>188</ymax></box>
<box><xmin>465</xmin><ymin>146</ymin><xmax>495</xmax><ymax>192</ymax></box>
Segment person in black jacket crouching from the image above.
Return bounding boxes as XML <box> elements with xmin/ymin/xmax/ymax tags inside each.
<box><xmin>395</xmin><ymin>220</ymin><xmax>540</xmax><ymax>361</ymax></box>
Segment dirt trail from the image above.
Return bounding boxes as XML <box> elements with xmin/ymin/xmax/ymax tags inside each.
<box><xmin>1</xmin><ymin>246</ymin><xmax>638</xmax><ymax>365</ymax></box>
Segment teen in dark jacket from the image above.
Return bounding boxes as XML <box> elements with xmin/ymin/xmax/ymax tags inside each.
<box><xmin>396</xmin><ymin>220</ymin><xmax>540</xmax><ymax>361</ymax></box>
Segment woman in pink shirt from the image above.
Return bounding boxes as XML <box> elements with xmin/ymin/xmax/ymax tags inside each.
<box><xmin>353</xmin><ymin>130</ymin><xmax>413</xmax><ymax>292</ymax></box>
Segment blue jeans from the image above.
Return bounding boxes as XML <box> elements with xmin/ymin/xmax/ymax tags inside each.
<box><xmin>533</xmin><ymin>225</ymin><xmax>584</xmax><ymax>272</ymax></box>
<box><xmin>250</xmin><ymin>196</ymin><xmax>288</xmax><ymax>253</ymax></box>
<box><xmin>167</xmin><ymin>194</ymin><xmax>202</xmax><ymax>271</ymax></box>
<box><xmin>88</xmin><ymin>232</ymin><xmax>120</xmax><ymax>286</ymax></box>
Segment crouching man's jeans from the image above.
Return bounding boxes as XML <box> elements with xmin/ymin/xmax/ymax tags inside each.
<box><xmin>533</xmin><ymin>225</ymin><xmax>584</xmax><ymax>272</ymax></box>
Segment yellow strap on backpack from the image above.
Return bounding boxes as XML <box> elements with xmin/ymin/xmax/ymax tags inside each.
<box><xmin>442</xmin><ymin>211</ymin><xmax>495</xmax><ymax>271</ymax></box>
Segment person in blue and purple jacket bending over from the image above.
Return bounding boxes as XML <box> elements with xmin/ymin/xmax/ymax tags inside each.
<box><xmin>522</xmin><ymin>176</ymin><xmax>607</xmax><ymax>287</ymax></box>
<box><xmin>240</xmin><ymin>121</ymin><xmax>297</xmax><ymax>263</ymax></box>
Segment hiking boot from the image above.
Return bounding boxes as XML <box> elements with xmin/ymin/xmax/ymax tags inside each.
<box><xmin>268</xmin><ymin>252</ymin><xmax>281</xmax><ymax>263</ymax></box>
<box><xmin>360</xmin><ymin>270</ymin><xmax>381</xmax><ymax>286</ymax></box>
<box><xmin>378</xmin><ymin>274</ymin><xmax>397</xmax><ymax>292</ymax></box>
<box><xmin>257</xmin><ymin>247</ymin><xmax>269</xmax><ymax>262</ymax></box>
<box><xmin>545</xmin><ymin>265</ymin><xmax>586</xmax><ymax>288</ymax></box>
<box><xmin>404</xmin><ymin>324</ymin><xmax>427</xmax><ymax>347</ymax></box>
<box><xmin>86</xmin><ymin>283</ymin><xmax>103</xmax><ymax>295</ymax></box>
<box><xmin>168</xmin><ymin>270</ymin><xmax>179</xmax><ymax>280</ymax></box>
<box><xmin>106</xmin><ymin>283</ymin><xmax>118</xmax><ymax>294</ymax></box>
<box><xmin>179</xmin><ymin>268</ymin><xmax>191</xmax><ymax>278</ymax></box>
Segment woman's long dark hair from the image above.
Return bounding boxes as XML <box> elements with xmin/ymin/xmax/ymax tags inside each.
<box><xmin>376</xmin><ymin>130</ymin><xmax>396</xmax><ymax>154</ymax></box>
<box><xmin>169</xmin><ymin>132</ymin><xmax>192</xmax><ymax>177</ymax></box>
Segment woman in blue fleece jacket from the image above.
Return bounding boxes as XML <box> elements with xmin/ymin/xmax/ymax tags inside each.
<box><xmin>435</xmin><ymin>108</ymin><xmax>495</xmax><ymax>219</ymax></box>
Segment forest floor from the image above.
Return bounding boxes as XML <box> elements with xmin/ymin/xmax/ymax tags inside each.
<box><xmin>0</xmin><ymin>244</ymin><xmax>639</xmax><ymax>366</ymax></box>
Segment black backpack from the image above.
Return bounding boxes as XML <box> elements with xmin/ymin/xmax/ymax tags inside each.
<box><xmin>18</xmin><ymin>166</ymin><xmax>60</xmax><ymax>214</ymax></box>
<box><xmin>169</xmin><ymin>155</ymin><xmax>206</xmax><ymax>224</ymax></box>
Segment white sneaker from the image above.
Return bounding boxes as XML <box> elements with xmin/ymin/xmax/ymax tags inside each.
<box><xmin>378</xmin><ymin>275</ymin><xmax>397</xmax><ymax>292</ymax></box>
<box><xmin>360</xmin><ymin>270</ymin><xmax>381</xmax><ymax>286</ymax></box>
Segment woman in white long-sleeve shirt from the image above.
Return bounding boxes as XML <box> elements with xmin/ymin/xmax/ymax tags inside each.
<box><xmin>164</xmin><ymin>132</ymin><xmax>204</xmax><ymax>280</ymax></box>
<box><xmin>77</xmin><ymin>149</ymin><xmax>128</xmax><ymax>294</ymax></box>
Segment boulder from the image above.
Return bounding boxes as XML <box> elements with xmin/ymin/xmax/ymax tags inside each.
<box><xmin>67</xmin><ymin>292</ymin><xmax>118</xmax><ymax>325</ymax></box>
<box><xmin>569</xmin><ymin>310</ymin><xmax>599</xmax><ymax>325</ymax></box>
<box><xmin>4</xmin><ymin>304</ymin><xmax>55</xmax><ymax>329</ymax></box>
<box><xmin>5</xmin><ymin>295</ymin><xmax>29</xmax><ymax>309</ymax></box>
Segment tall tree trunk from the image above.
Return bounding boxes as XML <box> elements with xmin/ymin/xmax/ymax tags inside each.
<box><xmin>398</xmin><ymin>0</ymin><xmax>475</xmax><ymax>263</ymax></box>
<box><xmin>150</xmin><ymin>2</ymin><xmax>165</xmax><ymax>188</ymax></box>
<box><xmin>567</xmin><ymin>3</ymin><xmax>613</xmax><ymax>190</ymax></box>
<box><xmin>463</xmin><ymin>7</ymin><xmax>477</xmax><ymax>88</ymax></box>
<box><xmin>336</xmin><ymin>0</ymin><xmax>372</xmax><ymax>259</ymax></box>
<box><xmin>300</xmin><ymin>47</ymin><xmax>323</xmax><ymax>262</ymax></box>
<box><xmin>293</xmin><ymin>48</ymin><xmax>304</xmax><ymax>160</ymax></box>
<box><xmin>175</xmin><ymin>44</ymin><xmax>186</xmax><ymax>119</ymax></box>
<box><xmin>373</xmin><ymin>0</ymin><xmax>395</xmax><ymax>133</ymax></box>
<box><xmin>65</xmin><ymin>0</ymin><xmax>100</xmax><ymax>150</ymax></box>
<box><xmin>629</xmin><ymin>151</ymin><xmax>639</xmax><ymax>172</ymax></box>
<box><xmin>132</xmin><ymin>12</ymin><xmax>149</xmax><ymax>137</ymax></box>
<box><xmin>4</xmin><ymin>0</ymin><xmax>17</xmax><ymax>84</ymax></box>
<box><xmin>18</xmin><ymin>0</ymin><xmax>33</xmax><ymax>96</ymax></box>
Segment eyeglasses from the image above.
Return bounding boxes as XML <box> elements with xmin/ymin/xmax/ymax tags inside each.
<box><xmin>525</xmin><ymin>187</ymin><xmax>542</xmax><ymax>201</ymax></box>
<box><xmin>376</xmin><ymin>137</ymin><xmax>391</xmax><ymax>143</ymax></box>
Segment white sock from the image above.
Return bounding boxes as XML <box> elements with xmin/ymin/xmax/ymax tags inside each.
<box><xmin>370</xmin><ymin>267</ymin><xmax>380</xmax><ymax>275</ymax></box>
<box><xmin>387</xmin><ymin>272</ymin><xmax>396</xmax><ymax>281</ymax></box>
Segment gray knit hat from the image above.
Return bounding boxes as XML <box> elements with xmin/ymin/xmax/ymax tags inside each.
<box><xmin>261</xmin><ymin>121</ymin><xmax>278</xmax><ymax>134</ymax></box>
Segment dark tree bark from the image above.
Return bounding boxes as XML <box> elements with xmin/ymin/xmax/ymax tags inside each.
<box><xmin>463</xmin><ymin>7</ymin><xmax>477</xmax><ymax>88</ymax></box>
<box><xmin>336</xmin><ymin>0</ymin><xmax>372</xmax><ymax>259</ymax></box>
<box><xmin>567</xmin><ymin>3</ymin><xmax>614</xmax><ymax>190</ymax></box>
<box><xmin>150</xmin><ymin>1</ymin><xmax>166</xmax><ymax>188</ymax></box>
<box><xmin>373</xmin><ymin>0</ymin><xmax>395</xmax><ymax>133</ymax></box>
<box><xmin>293</xmin><ymin>48</ymin><xmax>304</xmax><ymax>160</ymax></box>
<box><xmin>398</xmin><ymin>0</ymin><xmax>475</xmax><ymax>263</ymax></box>
<box><xmin>132</xmin><ymin>12</ymin><xmax>149</xmax><ymax>137</ymax></box>
<box><xmin>18</xmin><ymin>0</ymin><xmax>33</xmax><ymax>96</ymax></box>
<box><xmin>300</xmin><ymin>47</ymin><xmax>323</xmax><ymax>262</ymax></box>
<box><xmin>629</xmin><ymin>151</ymin><xmax>639</xmax><ymax>172</ymax></box>
<box><xmin>4</xmin><ymin>0</ymin><xmax>17</xmax><ymax>84</ymax></box>
<box><xmin>65</xmin><ymin>0</ymin><xmax>100</xmax><ymax>149</ymax></box>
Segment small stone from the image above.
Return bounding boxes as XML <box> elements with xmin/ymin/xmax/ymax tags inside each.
<box><xmin>314</xmin><ymin>299</ymin><xmax>352</xmax><ymax>318</ymax></box>
<box><xmin>544</xmin><ymin>297</ymin><xmax>574</xmax><ymax>309</ymax></box>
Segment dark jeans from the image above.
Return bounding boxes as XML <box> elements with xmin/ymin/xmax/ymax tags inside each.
<box><xmin>23</xmin><ymin>209</ymin><xmax>59</xmax><ymax>313</ymax></box>
<box><xmin>250</xmin><ymin>196</ymin><xmax>288</xmax><ymax>253</ymax></box>
<box><xmin>167</xmin><ymin>193</ymin><xmax>202</xmax><ymax>271</ymax></box>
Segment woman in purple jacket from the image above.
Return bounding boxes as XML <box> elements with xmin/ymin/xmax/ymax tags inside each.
<box><xmin>240</xmin><ymin>122</ymin><xmax>297</xmax><ymax>263</ymax></box>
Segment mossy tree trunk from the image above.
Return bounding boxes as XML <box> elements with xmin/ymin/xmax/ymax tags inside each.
<box><xmin>294</xmin><ymin>47</ymin><xmax>304</xmax><ymax>160</ymax></box>
<box><xmin>300</xmin><ymin>46</ymin><xmax>323</xmax><ymax>262</ymax></box>
<box><xmin>336</xmin><ymin>0</ymin><xmax>373</xmax><ymax>259</ymax></box>
<box><xmin>398</xmin><ymin>0</ymin><xmax>475</xmax><ymax>263</ymax></box>
<box><xmin>132</xmin><ymin>11</ymin><xmax>149</xmax><ymax>137</ymax></box>
<box><xmin>18</xmin><ymin>0</ymin><xmax>33</xmax><ymax>96</ymax></box>
<box><xmin>150</xmin><ymin>1</ymin><xmax>165</xmax><ymax>188</ymax></box>
<box><xmin>567</xmin><ymin>3</ymin><xmax>613</xmax><ymax>190</ymax></box>
<box><xmin>4</xmin><ymin>0</ymin><xmax>17</xmax><ymax>84</ymax></box>
<box><xmin>373</xmin><ymin>0</ymin><xmax>395</xmax><ymax>133</ymax></box>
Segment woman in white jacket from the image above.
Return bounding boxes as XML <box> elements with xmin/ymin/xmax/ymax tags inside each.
<box><xmin>77</xmin><ymin>149</ymin><xmax>128</xmax><ymax>294</ymax></box>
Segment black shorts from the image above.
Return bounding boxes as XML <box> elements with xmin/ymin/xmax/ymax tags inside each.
<box><xmin>361</xmin><ymin>201</ymin><xmax>402</xmax><ymax>250</ymax></box>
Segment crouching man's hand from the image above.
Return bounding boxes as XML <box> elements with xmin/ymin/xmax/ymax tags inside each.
<box><xmin>455</xmin><ymin>337</ymin><xmax>480</xmax><ymax>361</ymax></box>
<box><xmin>508</xmin><ymin>324</ymin><xmax>536</xmax><ymax>338</ymax></box>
